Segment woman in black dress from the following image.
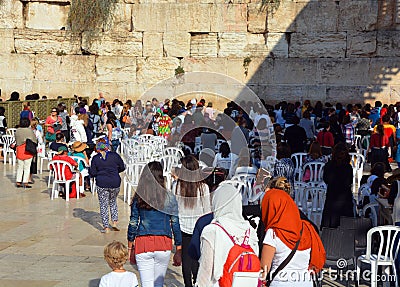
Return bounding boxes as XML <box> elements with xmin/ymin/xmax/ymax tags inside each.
<box><xmin>321</xmin><ymin>142</ymin><xmax>354</xmax><ymax>228</ymax></box>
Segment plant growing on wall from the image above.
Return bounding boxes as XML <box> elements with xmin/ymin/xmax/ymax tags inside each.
<box><xmin>175</xmin><ymin>66</ymin><xmax>185</xmax><ymax>76</ymax></box>
<box><xmin>260</xmin><ymin>0</ymin><xmax>281</xmax><ymax>14</ymax></box>
<box><xmin>67</xmin><ymin>0</ymin><xmax>117</xmax><ymax>41</ymax></box>
<box><xmin>243</xmin><ymin>57</ymin><xmax>252</xmax><ymax>77</ymax></box>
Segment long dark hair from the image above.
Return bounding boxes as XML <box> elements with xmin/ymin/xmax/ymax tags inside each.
<box><xmin>331</xmin><ymin>142</ymin><xmax>350</xmax><ymax>166</ymax></box>
<box><xmin>176</xmin><ymin>155</ymin><xmax>205</xmax><ymax>208</ymax></box>
<box><xmin>220</xmin><ymin>142</ymin><xmax>230</xmax><ymax>158</ymax></box>
<box><xmin>134</xmin><ymin>161</ymin><xmax>166</xmax><ymax>210</ymax></box>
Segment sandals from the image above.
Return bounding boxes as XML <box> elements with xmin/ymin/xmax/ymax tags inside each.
<box><xmin>111</xmin><ymin>223</ymin><xmax>120</xmax><ymax>231</ymax></box>
<box><xmin>100</xmin><ymin>228</ymin><xmax>110</xmax><ymax>234</ymax></box>
<box><xmin>16</xmin><ymin>183</ymin><xmax>23</xmax><ymax>188</ymax></box>
<box><xmin>23</xmin><ymin>185</ymin><xmax>32</xmax><ymax>189</ymax></box>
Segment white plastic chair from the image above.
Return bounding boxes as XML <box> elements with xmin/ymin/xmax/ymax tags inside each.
<box><xmin>363</xmin><ymin>203</ymin><xmax>379</xmax><ymax>227</ymax></box>
<box><xmin>1</xmin><ymin>135</ymin><xmax>16</xmax><ymax>165</ymax></box>
<box><xmin>48</xmin><ymin>160</ymin><xmax>79</xmax><ymax>202</ymax></box>
<box><xmin>164</xmin><ymin>147</ymin><xmax>184</xmax><ymax>159</ymax></box>
<box><xmin>361</xmin><ymin>135</ymin><xmax>370</xmax><ymax>159</ymax></box>
<box><xmin>354</xmin><ymin>135</ymin><xmax>362</xmax><ymax>154</ymax></box>
<box><xmin>126</xmin><ymin>144</ymin><xmax>153</xmax><ymax>163</ymax></box>
<box><xmin>303</xmin><ymin>186</ymin><xmax>326</xmax><ymax>224</ymax></box>
<box><xmin>357</xmin><ymin>226</ymin><xmax>400</xmax><ymax>287</ymax></box>
<box><xmin>41</xmin><ymin>150</ymin><xmax>57</xmax><ymax>174</ymax></box>
<box><xmin>301</xmin><ymin>162</ymin><xmax>325</xmax><ymax>185</ymax></box>
<box><xmin>294</xmin><ymin>182</ymin><xmax>310</xmax><ymax>208</ymax></box>
<box><xmin>152</xmin><ymin>136</ymin><xmax>168</xmax><ymax>157</ymax></box>
<box><xmin>231</xmin><ymin>174</ymin><xmax>257</xmax><ymax>205</ymax></box>
<box><xmin>215</xmin><ymin>139</ymin><xmax>227</xmax><ymax>152</ymax></box>
<box><xmin>263</xmin><ymin>156</ymin><xmax>278</xmax><ymax>173</ymax></box>
<box><xmin>138</xmin><ymin>134</ymin><xmax>154</xmax><ymax>143</ymax></box>
<box><xmin>291</xmin><ymin>152</ymin><xmax>307</xmax><ymax>183</ymax></box>
<box><xmin>182</xmin><ymin>144</ymin><xmax>193</xmax><ymax>155</ymax></box>
<box><xmin>123</xmin><ymin>162</ymin><xmax>146</xmax><ymax>203</ymax></box>
<box><xmin>349</xmin><ymin>152</ymin><xmax>365</xmax><ymax>194</ymax></box>
<box><xmin>70</xmin><ymin>155</ymin><xmax>89</xmax><ymax>192</ymax></box>
<box><xmin>194</xmin><ymin>145</ymin><xmax>203</xmax><ymax>155</ymax></box>
<box><xmin>6</xmin><ymin>128</ymin><xmax>16</xmax><ymax>137</ymax></box>
<box><xmin>160</xmin><ymin>155</ymin><xmax>180</xmax><ymax>190</ymax></box>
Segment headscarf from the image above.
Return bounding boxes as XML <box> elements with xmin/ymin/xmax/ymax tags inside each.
<box><xmin>201</xmin><ymin>182</ymin><xmax>259</xmax><ymax>281</ymax></box>
<box><xmin>261</xmin><ymin>188</ymin><xmax>326</xmax><ymax>272</ymax></box>
<box><xmin>96</xmin><ymin>140</ymin><xmax>110</xmax><ymax>159</ymax></box>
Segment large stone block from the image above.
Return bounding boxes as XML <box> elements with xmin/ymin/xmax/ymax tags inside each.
<box><xmin>14</xmin><ymin>30</ymin><xmax>81</xmax><ymax>54</ymax></box>
<box><xmin>247</xmin><ymin>3</ymin><xmax>266</xmax><ymax>33</ymax></box>
<box><xmin>163</xmin><ymin>32</ymin><xmax>191</xmax><ymax>57</ymax></box>
<box><xmin>317</xmin><ymin>59</ymin><xmax>371</xmax><ymax>85</ymax></box>
<box><xmin>245</xmin><ymin>57</ymin><xmax>274</xmax><ymax>84</ymax></box>
<box><xmin>210</xmin><ymin>4</ymin><xmax>247</xmax><ymax>32</ymax></box>
<box><xmin>108</xmin><ymin>3</ymin><xmax>132</xmax><ymax>32</ymax></box>
<box><xmin>0</xmin><ymin>29</ymin><xmax>14</xmax><ymax>53</ymax></box>
<box><xmin>0</xmin><ymin>54</ymin><xmax>35</xmax><ymax>80</ymax></box>
<box><xmin>82</xmin><ymin>31</ymin><xmax>143</xmax><ymax>56</ymax></box>
<box><xmin>143</xmin><ymin>32</ymin><xmax>163</xmax><ymax>57</ymax></box>
<box><xmin>377</xmin><ymin>31</ymin><xmax>400</xmax><ymax>57</ymax></box>
<box><xmin>182</xmin><ymin>57</ymin><xmax>227</xmax><ymax>74</ymax></box>
<box><xmin>338</xmin><ymin>0</ymin><xmax>378</xmax><ymax>31</ymax></box>
<box><xmin>295</xmin><ymin>1</ymin><xmax>339</xmax><ymax>32</ymax></box>
<box><xmin>136</xmin><ymin>57</ymin><xmax>180</xmax><ymax>84</ymax></box>
<box><xmin>272</xmin><ymin>58</ymin><xmax>319</xmax><ymax>85</ymax></box>
<box><xmin>132</xmin><ymin>3</ymin><xmax>168</xmax><ymax>32</ymax></box>
<box><xmin>25</xmin><ymin>2</ymin><xmax>69</xmax><ymax>30</ymax></box>
<box><xmin>133</xmin><ymin>3</ymin><xmax>211</xmax><ymax>32</ymax></box>
<box><xmin>0</xmin><ymin>0</ymin><xmax>24</xmax><ymax>29</ymax></box>
<box><xmin>326</xmin><ymin>86</ymin><xmax>384</xmax><ymax>104</ymax></box>
<box><xmin>368</xmin><ymin>58</ymin><xmax>400</xmax><ymax>84</ymax></box>
<box><xmin>257</xmin><ymin>84</ymin><xmax>327</xmax><ymax>104</ymax></box>
<box><xmin>34</xmin><ymin>55</ymin><xmax>95</xmax><ymax>82</ymax></box>
<box><xmin>347</xmin><ymin>32</ymin><xmax>377</xmax><ymax>57</ymax></box>
<box><xmin>218</xmin><ymin>32</ymin><xmax>248</xmax><ymax>57</ymax></box>
<box><xmin>266</xmin><ymin>32</ymin><xmax>288</xmax><ymax>58</ymax></box>
<box><xmin>95</xmin><ymin>56</ymin><xmax>136</xmax><ymax>82</ymax></box>
<box><xmin>266</xmin><ymin>1</ymin><xmax>298</xmax><ymax>33</ymax></box>
<box><xmin>167</xmin><ymin>4</ymin><xmax>211</xmax><ymax>32</ymax></box>
<box><xmin>190</xmin><ymin>33</ymin><xmax>218</xmax><ymax>57</ymax></box>
<box><xmin>289</xmin><ymin>32</ymin><xmax>346</xmax><ymax>58</ymax></box>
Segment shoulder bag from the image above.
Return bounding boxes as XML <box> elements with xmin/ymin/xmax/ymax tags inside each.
<box><xmin>264</xmin><ymin>227</ymin><xmax>303</xmax><ymax>287</ymax></box>
<box><xmin>25</xmin><ymin>138</ymin><xmax>37</xmax><ymax>155</ymax></box>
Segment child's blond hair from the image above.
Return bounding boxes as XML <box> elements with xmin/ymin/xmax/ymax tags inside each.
<box><xmin>104</xmin><ymin>241</ymin><xmax>128</xmax><ymax>270</ymax></box>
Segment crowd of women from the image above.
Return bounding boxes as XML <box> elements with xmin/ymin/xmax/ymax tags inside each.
<box><xmin>3</xmin><ymin>93</ymin><xmax>400</xmax><ymax>287</ymax></box>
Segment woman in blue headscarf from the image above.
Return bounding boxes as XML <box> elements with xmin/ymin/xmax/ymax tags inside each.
<box><xmin>90</xmin><ymin>138</ymin><xmax>125</xmax><ymax>233</ymax></box>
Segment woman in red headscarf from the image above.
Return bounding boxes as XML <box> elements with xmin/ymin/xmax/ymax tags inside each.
<box><xmin>260</xmin><ymin>177</ymin><xmax>325</xmax><ymax>287</ymax></box>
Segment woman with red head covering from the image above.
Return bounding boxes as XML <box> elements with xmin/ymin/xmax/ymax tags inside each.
<box><xmin>260</xmin><ymin>177</ymin><xmax>325</xmax><ymax>287</ymax></box>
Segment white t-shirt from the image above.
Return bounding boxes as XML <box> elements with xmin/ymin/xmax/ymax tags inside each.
<box><xmin>263</xmin><ymin>229</ymin><xmax>313</xmax><ymax>287</ymax></box>
<box><xmin>99</xmin><ymin>271</ymin><xmax>139</xmax><ymax>287</ymax></box>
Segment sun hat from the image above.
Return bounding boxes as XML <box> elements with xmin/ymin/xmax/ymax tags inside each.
<box><xmin>71</xmin><ymin>141</ymin><xmax>88</xmax><ymax>153</ymax></box>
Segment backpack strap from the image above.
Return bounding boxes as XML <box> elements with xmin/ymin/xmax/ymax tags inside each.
<box><xmin>213</xmin><ymin>222</ymin><xmax>236</xmax><ymax>244</ymax></box>
<box><xmin>265</xmin><ymin>226</ymin><xmax>303</xmax><ymax>286</ymax></box>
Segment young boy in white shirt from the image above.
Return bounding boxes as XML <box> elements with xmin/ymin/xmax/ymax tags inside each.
<box><xmin>100</xmin><ymin>241</ymin><xmax>139</xmax><ymax>287</ymax></box>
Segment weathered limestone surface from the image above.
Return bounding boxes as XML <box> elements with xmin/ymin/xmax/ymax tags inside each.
<box><xmin>190</xmin><ymin>33</ymin><xmax>218</xmax><ymax>57</ymax></box>
<box><xmin>25</xmin><ymin>2</ymin><xmax>69</xmax><ymax>30</ymax></box>
<box><xmin>289</xmin><ymin>32</ymin><xmax>347</xmax><ymax>58</ymax></box>
<box><xmin>14</xmin><ymin>30</ymin><xmax>81</xmax><ymax>54</ymax></box>
<box><xmin>0</xmin><ymin>0</ymin><xmax>23</xmax><ymax>29</ymax></box>
<box><xmin>0</xmin><ymin>29</ymin><xmax>14</xmax><ymax>54</ymax></box>
<box><xmin>34</xmin><ymin>55</ymin><xmax>95</xmax><ymax>82</ymax></box>
<box><xmin>96</xmin><ymin>56</ymin><xmax>136</xmax><ymax>82</ymax></box>
<box><xmin>163</xmin><ymin>32</ymin><xmax>191</xmax><ymax>57</ymax></box>
<box><xmin>136</xmin><ymin>57</ymin><xmax>180</xmax><ymax>84</ymax></box>
<box><xmin>0</xmin><ymin>0</ymin><xmax>400</xmax><ymax>104</ymax></box>
<box><xmin>81</xmin><ymin>31</ymin><xmax>142</xmax><ymax>56</ymax></box>
<box><xmin>143</xmin><ymin>32</ymin><xmax>163</xmax><ymax>57</ymax></box>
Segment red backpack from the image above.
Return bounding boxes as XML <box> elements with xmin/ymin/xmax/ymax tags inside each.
<box><xmin>214</xmin><ymin>222</ymin><xmax>261</xmax><ymax>287</ymax></box>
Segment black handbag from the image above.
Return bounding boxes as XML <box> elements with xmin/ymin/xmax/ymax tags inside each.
<box><xmin>25</xmin><ymin>138</ymin><xmax>37</xmax><ymax>155</ymax></box>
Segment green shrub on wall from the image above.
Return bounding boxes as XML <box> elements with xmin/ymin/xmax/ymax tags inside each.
<box><xmin>67</xmin><ymin>0</ymin><xmax>117</xmax><ymax>40</ymax></box>
<box><xmin>261</xmin><ymin>0</ymin><xmax>281</xmax><ymax>13</ymax></box>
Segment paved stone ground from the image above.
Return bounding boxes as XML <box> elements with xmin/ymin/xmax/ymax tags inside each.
<box><xmin>0</xmin><ymin>161</ymin><xmax>375</xmax><ymax>287</ymax></box>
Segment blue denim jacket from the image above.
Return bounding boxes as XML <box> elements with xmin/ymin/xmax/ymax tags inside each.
<box><xmin>127</xmin><ymin>196</ymin><xmax>182</xmax><ymax>246</ymax></box>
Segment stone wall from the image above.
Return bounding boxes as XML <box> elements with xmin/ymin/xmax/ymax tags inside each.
<box><xmin>0</xmin><ymin>0</ymin><xmax>399</xmax><ymax>104</ymax></box>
